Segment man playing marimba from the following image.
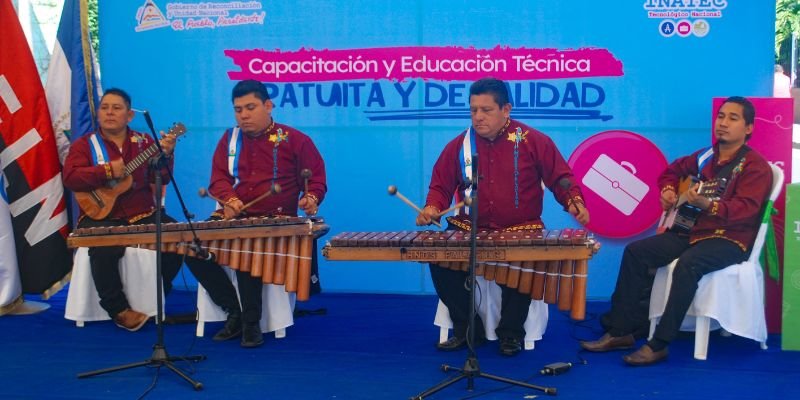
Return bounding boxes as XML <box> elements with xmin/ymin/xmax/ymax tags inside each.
<box><xmin>184</xmin><ymin>80</ymin><xmax>327</xmax><ymax>348</ymax></box>
<box><xmin>62</xmin><ymin>88</ymin><xmax>183</xmax><ymax>332</ymax></box>
<box><xmin>416</xmin><ymin>78</ymin><xmax>590</xmax><ymax>356</ymax></box>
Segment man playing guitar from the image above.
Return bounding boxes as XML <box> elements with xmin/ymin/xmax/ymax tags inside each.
<box><xmin>62</xmin><ymin>88</ymin><xmax>183</xmax><ymax>332</ymax></box>
<box><xmin>579</xmin><ymin>96</ymin><xmax>773</xmax><ymax>366</ymax></box>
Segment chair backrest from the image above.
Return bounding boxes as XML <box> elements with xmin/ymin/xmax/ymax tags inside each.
<box><xmin>745</xmin><ymin>164</ymin><xmax>784</xmax><ymax>264</ymax></box>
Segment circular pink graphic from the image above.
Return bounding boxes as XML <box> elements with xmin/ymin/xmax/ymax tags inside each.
<box><xmin>676</xmin><ymin>20</ymin><xmax>692</xmax><ymax>37</ymax></box>
<box><xmin>568</xmin><ymin>130</ymin><xmax>668</xmax><ymax>238</ymax></box>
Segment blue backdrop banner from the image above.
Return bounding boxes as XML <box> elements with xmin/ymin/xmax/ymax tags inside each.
<box><xmin>98</xmin><ymin>0</ymin><xmax>775</xmax><ymax>297</ymax></box>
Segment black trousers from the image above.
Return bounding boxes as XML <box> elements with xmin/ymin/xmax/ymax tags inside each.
<box><xmin>184</xmin><ymin>231</ymin><xmax>322</xmax><ymax>324</ymax></box>
<box><xmin>80</xmin><ymin>213</ymin><xmax>183</xmax><ymax>318</ymax></box>
<box><xmin>606</xmin><ymin>232</ymin><xmax>746</xmax><ymax>343</ymax></box>
<box><xmin>184</xmin><ymin>257</ymin><xmax>260</xmax><ymax>323</ymax></box>
<box><xmin>429</xmin><ymin>264</ymin><xmax>531</xmax><ymax>341</ymax></box>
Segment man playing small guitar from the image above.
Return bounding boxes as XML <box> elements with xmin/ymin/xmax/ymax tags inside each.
<box><xmin>62</xmin><ymin>88</ymin><xmax>183</xmax><ymax>332</ymax></box>
<box><xmin>580</xmin><ymin>96</ymin><xmax>773</xmax><ymax>366</ymax></box>
<box><xmin>657</xmin><ymin>176</ymin><xmax>727</xmax><ymax>234</ymax></box>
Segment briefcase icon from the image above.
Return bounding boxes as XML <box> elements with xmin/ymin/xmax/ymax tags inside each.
<box><xmin>582</xmin><ymin>154</ymin><xmax>649</xmax><ymax>216</ymax></box>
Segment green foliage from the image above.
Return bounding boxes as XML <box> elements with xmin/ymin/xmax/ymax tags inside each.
<box><xmin>776</xmin><ymin>0</ymin><xmax>800</xmax><ymax>69</ymax></box>
<box><xmin>87</xmin><ymin>0</ymin><xmax>98</xmax><ymax>59</ymax></box>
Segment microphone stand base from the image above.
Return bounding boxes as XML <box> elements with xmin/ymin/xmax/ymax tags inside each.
<box><xmin>410</xmin><ymin>356</ymin><xmax>556</xmax><ymax>399</ymax></box>
<box><xmin>77</xmin><ymin>343</ymin><xmax>207</xmax><ymax>391</ymax></box>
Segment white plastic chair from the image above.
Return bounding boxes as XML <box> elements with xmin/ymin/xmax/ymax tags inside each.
<box><xmin>433</xmin><ymin>276</ymin><xmax>548</xmax><ymax>350</ymax></box>
<box><xmin>65</xmin><ymin>247</ymin><xmax>164</xmax><ymax>326</ymax></box>
<box><xmin>195</xmin><ymin>267</ymin><xmax>295</xmax><ymax>339</ymax></box>
<box><xmin>648</xmin><ymin>164</ymin><xmax>783</xmax><ymax>360</ymax></box>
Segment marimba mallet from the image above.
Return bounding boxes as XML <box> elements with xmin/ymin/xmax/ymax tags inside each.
<box><xmin>434</xmin><ymin>201</ymin><xmax>466</xmax><ymax>219</ymax></box>
<box><xmin>387</xmin><ymin>185</ymin><xmax>442</xmax><ymax>228</ymax></box>
<box><xmin>240</xmin><ymin>183</ymin><xmax>282</xmax><ymax>213</ymax></box>
<box><xmin>431</xmin><ymin>193</ymin><xmax>472</xmax><ymax>218</ymax></box>
<box><xmin>301</xmin><ymin>169</ymin><xmax>312</xmax><ymax>197</ymax></box>
<box><xmin>198</xmin><ymin>187</ymin><xmax>225</xmax><ymax>205</ymax></box>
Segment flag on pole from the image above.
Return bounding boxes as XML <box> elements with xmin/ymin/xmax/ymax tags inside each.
<box><xmin>0</xmin><ymin>175</ymin><xmax>23</xmax><ymax>315</ymax></box>
<box><xmin>0</xmin><ymin>0</ymin><xmax>72</xmax><ymax>298</ymax></box>
<box><xmin>46</xmin><ymin>0</ymin><xmax>102</xmax><ymax>165</ymax></box>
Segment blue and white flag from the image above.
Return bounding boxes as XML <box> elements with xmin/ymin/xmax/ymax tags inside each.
<box><xmin>45</xmin><ymin>0</ymin><xmax>102</xmax><ymax>165</ymax></box>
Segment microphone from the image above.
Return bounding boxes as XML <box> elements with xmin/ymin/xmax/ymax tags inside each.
<box><xmin>471</xmin><ymin>154</ymin><xmax>479</xmax><ymax>190</ymax></box>
<box><xmin>140</xmin><ymin>110</ymin><xmax>157</xmax><ymax>134</ymax></box>
<box><xmin>191</xmin><ymin>242</ymin><xmax>215</xmax><ymax>262</ymax></box>
<box><xmin>131</xmin><ymin>108</ymin><xmax>157</xmax><ymax>136</ymax></box>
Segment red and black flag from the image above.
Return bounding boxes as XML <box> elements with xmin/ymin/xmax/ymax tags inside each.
<box><xmin>0</xmin><ymin>0</ymin><xmax>72</xmax><ymax>298</ymax></box>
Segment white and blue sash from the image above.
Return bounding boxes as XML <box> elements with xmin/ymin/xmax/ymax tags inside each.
<box><xmin>455</xmin><ymin>126</ymin><xmax>477</xmax><ymax>215</ymax></box>
<box><xmin>696</xmin><ymin>146</ymin><xmax>713</xmax><ymax>178</ymax></box>
<box><xmin>87</xmin><ymin>133</ymin><xmax>110</xmax><ymax>166</ymax></box>
<box><xmin>226</xmin><ymin>127</ymin><xmax>243</xmax><ymax>188</ymax></box>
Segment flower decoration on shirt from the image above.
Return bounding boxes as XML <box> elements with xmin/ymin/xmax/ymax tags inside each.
<box><xmin>506</xmin><ymin>127</ymin><xmax>529</xmax><ymax>144</ymax></box>
<box><xmin>730</xmin><ymin>156</ymin><xmax>746</xmax><ymax>179</ymax></box>
<box><xmin>269</xmin><ymin>128</ymin><xmax>289</xmax><ymax>184</ymax></box>
<box><xmin>269</xmin><ymin>128</ymin><xmax>289</xmax><ymax>147</ymax></box>
<box><xmin>131</xmin><ymin>131</ymin><xmax>146</xmax><ymax>151</ymax></box>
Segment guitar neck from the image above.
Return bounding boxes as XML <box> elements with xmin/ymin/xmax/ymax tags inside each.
<box><xmin>123</xmin><ymin>142</ymin><xmax>161</xmax><ymax>176</ymax></box>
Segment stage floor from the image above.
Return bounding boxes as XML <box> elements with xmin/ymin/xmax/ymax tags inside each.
<box><xmin>1</xmin><ymin>287</ymin><xmax>799</xmax><ymax>399</ymax></box>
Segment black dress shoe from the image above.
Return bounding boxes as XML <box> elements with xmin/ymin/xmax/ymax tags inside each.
<box><xmin>240</xmin><ymin>322</ymin><xmax>264</xmax><ymax>348</ymax></box>
<box><xmin>212</xmin><ymin>313</ymin><xmax>242</xmax><ymax>341</ymax></box>
<box><xmin>437</xmin><ymin>336</ymin><xmax>467</xmax><ymax>351</ymax></box>
<box><xmin>436</xmin><ymin>336</ymin><xmax>486</xmax><ymax>351</ymax></box>
<box><xmin>499</xmin><ymin>338</ymin><xmax>523</xmax><ymax>357</ymax></box>
<box><xmin>163</xmin><ymin>312</ymin><xmax>198</xmax><ymax>325</ymax></box>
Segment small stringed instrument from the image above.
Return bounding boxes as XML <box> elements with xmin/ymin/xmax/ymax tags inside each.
<box><xmin>657</xmin><ymin>176</ymin><xmax>727</xmax><ymax>234</ymax></box>
<box><xmin>75</xmin><ymin>122</ymin><xmax>186</xmax><ymax>220</ymax></box>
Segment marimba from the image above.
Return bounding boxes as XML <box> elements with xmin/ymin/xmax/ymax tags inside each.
<box><xmin>322</xmin><ymin>228</ymin><xmax>597</xmax><ymax>320</ymax></box>
<box><xmin>68</xmin><ymin>216</ymin><xmax>329</xmax><ymax>301</ymax></box>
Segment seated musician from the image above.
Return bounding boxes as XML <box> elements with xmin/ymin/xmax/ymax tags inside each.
<box><xmin>416</xmin><ymin>77</ymin><xmax>590</xmax><ymax>357</ymax></box>
<box><xmin>580</xmin><ymin>96</ymin><xmax>773</xmax><ymax>366</ymax></box>
<box><xmin>184</xmin><ymin>79</ymin><xmax>326</xmax><ymax>348</ymax></box>
<box><xmin>62</xmin><ymin>88</ymin><xmax>183</xmax><ymax>331</ymax></box>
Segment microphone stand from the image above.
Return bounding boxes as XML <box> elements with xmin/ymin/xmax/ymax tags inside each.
<box><xmin>77</xmin><ymin>111</ymin><xmax>206</xmax><ymax>390</ymax></box>
<box><xmin>411</xmin><ymin>154</ymin><xmax>555</xmax><ymax>399</ymax></box>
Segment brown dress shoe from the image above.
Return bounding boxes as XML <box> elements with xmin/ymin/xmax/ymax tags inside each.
<box><xmin>114</xmin><ymin>309</ymin><xmax>148</xmax><ymax>332</ymax></box>
<box><xmin>580</xmin><ymin>333</ymin><xmax>635</xmax><ymax>352</ymax></box>
<box><xmin>623</xmin><ymin>344</ymin><xmax>668</xmax><ymax>366</ymax></box>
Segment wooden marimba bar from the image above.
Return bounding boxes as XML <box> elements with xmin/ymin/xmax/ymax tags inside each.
<box><xmin>322</xmin><ymin>228</ymin><xmax>597</xmax><ymax>320</ymax></box>
<box><xmin>67</xmin><ymin>216</ymin><xmax>329</xmax><ymax>301</ymax></box>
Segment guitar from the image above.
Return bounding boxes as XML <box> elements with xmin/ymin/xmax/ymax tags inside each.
<box><xmin>657</xmin><ymin>176</ymin><xmax>727</xmax><ymax>234</ymax></box>
<box><xmin>75</xmin><ymin>122</ymin><xmax>186</xmax><ymax>220</ymax></box>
